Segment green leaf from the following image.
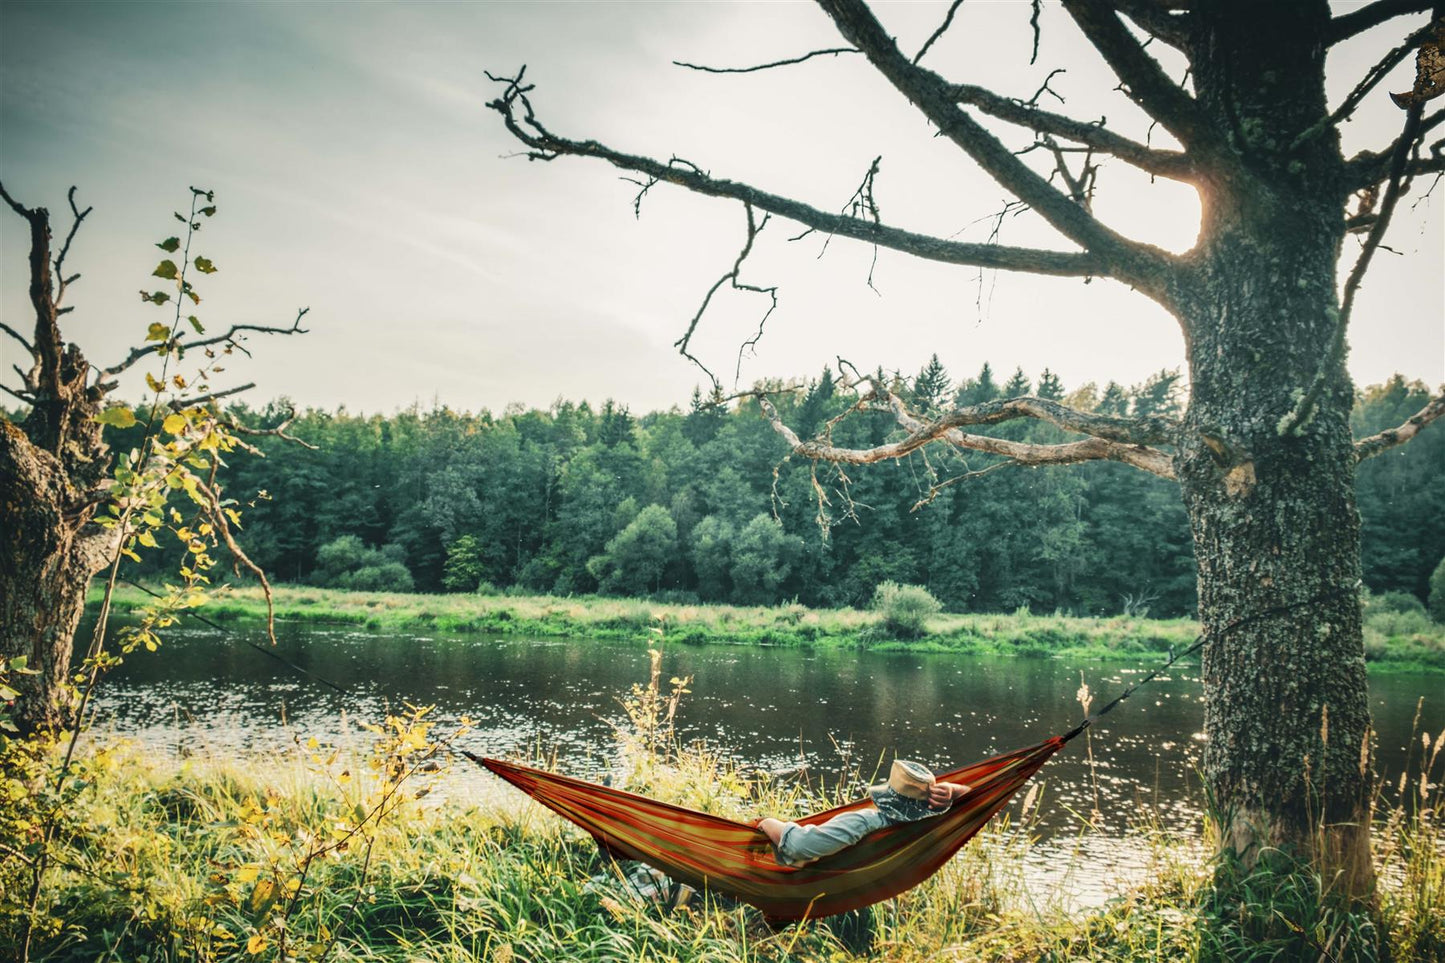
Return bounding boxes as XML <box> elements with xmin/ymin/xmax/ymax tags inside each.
<box><xmin>157</xmin><ymin>237</ymin><xmax>181</xmax><ymax>253</ymax></box>
<box><xmin>188</xmin><ymin>315</ymin><xmax>204</xmax><ymax>334</ymax></box>
<box><xmin>140</xmin><ymin>290</ymin><xmax>171</xmax><ymax>305</ymax></box>
<box><xmin>8</xmin><ymin>656</ymin><xmax>28</xmax><ymax>672</ymax></box>
<box><xmin>200</xmin><ymin>206</ymin><xmax>217</xmax><ymax>218</ymax></box>
<box><xmin>0</xmin><ymin>685</ymin><xmax>18</xmax><ymax>702</ymax></box>
<box><xmin>194</xmin><ymin>256</ymin><xmax>217</xmax><ymax>274</ymax></box>
<box><xmin>146</xmin><ymin>322</ymin><xmax>170</xmax><ymax>343</ymax></box>
<box><xmin>153</xmin><ymin>260</ymin><xmax>179</xmax><ymax>280</ymax></box>
<box><xmin>95</xmin><ymin>406</ymin><xmax>137</xmax><ymax>429</ymax></box>
<box><xmin>187</xmin><ymin>290</ymin><xmax>201</xmax><ymax>305</ymax></box>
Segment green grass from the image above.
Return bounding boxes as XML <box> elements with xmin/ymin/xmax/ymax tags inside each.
<box><xmin>3</xmin><ymin>705</ymin><xmax>1441</xmax><ymax>963</ymax></box>
<box><xmin>93</xmin><ymin>582</ymin><xmax>1445</xmax><ymax>671</ymax></box>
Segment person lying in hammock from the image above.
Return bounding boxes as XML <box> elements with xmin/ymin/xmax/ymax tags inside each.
<box><xmin>757</xmin><ymin>759</ymin><xmax>970</xmax><ymax>867</ymax></box>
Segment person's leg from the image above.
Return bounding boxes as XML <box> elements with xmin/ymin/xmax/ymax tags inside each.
<box><xmin>763</xmin><ymin>810</ymin><xmax>888</xmax><ymax>866</ymax></box>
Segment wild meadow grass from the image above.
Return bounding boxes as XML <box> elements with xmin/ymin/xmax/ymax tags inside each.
<box><xmin>96</xmin><ymin>583</ymin><xmax>1444</xmax><ymax>671</ymax></box>
<box><xmin>3</xmin><ymin>651</ymin><xmax>1442</xmax><ymax>961</ymax></box>
<box><xmin>101</xmin><ymin>583</ymin><xmax>1197</xmax><ymax>661</ymax></box>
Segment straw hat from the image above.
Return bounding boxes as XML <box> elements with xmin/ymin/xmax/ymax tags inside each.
<box><xmin>868</xmin><ymin>760</ymin><xmax>944</xmax><ymax>823</ymax></box>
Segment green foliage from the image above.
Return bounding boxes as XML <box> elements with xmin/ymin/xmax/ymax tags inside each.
<box><xmin>729</xmin><ymin>514</ymin><xmax>803</xmax><ymax>605</ymax></box>
<box><xmin>587</xmin><ymin>504</ymin><xmax>678</xmax><ymax>596</ymax></box>
<box><xmin>1431</xmin><ymin>555</ymin><xmax>1445</xmax><ymax>623</ymax></box>
<box><xmin>870</xmin><ymin>581</ymin><xmax>942</xmax><ymax>639</ymax></box>
<box><xmin>442</xmin><ymin>534</ymin><xmax>486</xmax><ymax>593</ymax></box>
<box><xmin>136</xmin><ymin>370</ymin><xmax>1440</xmax><ymax>622</ymax></box>
<box><xmin>1365</xmin><ymin>590</ymin><xmax>1426</xmax><ymax>616</ymax></box>
<box><xmin>690</xmin><ymin>515</ymin><xmax>733</xmax><ymax>602</ymax></box>
<box><xmin>313</xmin><ymin>535</ymin><xmax>414</xmax><ymax>592</ymax></box>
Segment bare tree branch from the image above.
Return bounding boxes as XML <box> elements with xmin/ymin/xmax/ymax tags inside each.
<box><xmin>757</xmin><ymin>383</ymin><xmax>1177</xmax><ymax>479</ymax></box>
<box><xmin>1296</xmin><ymin>19</ymin><xmax>1438</xmax><ymax>150</ymax></box>
<box><xmin>224</xmin><ymin>406</ymin><xmax>318</xmax><ymax>451</ymax></box>
<box><xmin>674</xmin><ymin>47</ymin><xmax>858</xmax><ymax>74</ymax></box>
<box><xmin>1282</xmin><ymin>99</ymin><xmax>1425</xmax><ymax>436</ymax></box>
<box><xmin>673</xmin><ymin>203</ymin><xmax>777</xmax><ymax>392</ymax></box>
<box><xmin>914</xmin><ymin>0</ymin><xmax>966</xmax><ymax>65</ymax></box>
<box><xmin>167</xmin><ymin>382</ymin><xmax>255</xmax><ymax>411</ymax></box>
<box><xmin>1328</xmin><ymin>0</ymin><xmax>1433</xmax><ymax>45</ymax></box>
<box><xmin>0</xmin><ymin>181</ymin><xmax>64</xmax><ymax>405</ymax></box>
<box><xmin>1344</xmin><ymin>106</ymin><xmax>1445</xmax><ymax>188</ymax></box>
<box><xmin>487</xmin><ymin>71</ymin><xmax>1110</xmax><ymax>281</ymax></box>
<box><xmin>0</xmin><ymin>382</ymin><xmax>34</xmax><ymax>406</ymax></box>
<box><xmin>0</xmin><ymin>321</ymin><xmax>34</xmax><ymax>356</ymax></box>
<box><xmin>1110</xmin><ymin>0</ymin><xmax>1192</xmax><ymax>49</ymax></box>
<box><xmin>101</xmin><ymin>308</ymin><xmax>309</xmax><ymax>380</ymax></box>
<box><xmin>53</xmin><ymin>188</ymin><xmax>91</xmax><ymax>308</ymax></box>
<box><xmin>815</xmin><ymin>0</ymin><xmax>1178</xmax><ymax>298</ymax></box>
<box><xmin>1354</xmin><ymin>387</ymin><xmax>1445</xmax><ymax>460</ymax></box>
<box><xmin>193</xmin><ymin>466</ymin><xmax>278</xmax><ymax>644</ymax></box>
<box><xmin>1060</xmin><ymin>0</ymin><xmax>1215</xmax><ymax>152</ymax></box>
<box><xmin>949</xmin><ymin>81</ymin><xmax>1194</xmax><ymax>179</ymax></box>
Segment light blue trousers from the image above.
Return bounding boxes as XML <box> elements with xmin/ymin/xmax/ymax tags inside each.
<box><xmin>774</xmin><ymin>808</ymin><xmax>889</xmax><ymax>866</ymax></box>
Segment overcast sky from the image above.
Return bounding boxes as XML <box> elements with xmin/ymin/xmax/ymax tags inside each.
<box><xmin>2</xmin><ymin>0</ymin><xmax>1440</xmax><ymax>417</ymax></box>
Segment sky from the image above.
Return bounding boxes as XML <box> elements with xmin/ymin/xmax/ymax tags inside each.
<box><xmin>1</xmin><ymin>0</ymin><xmax>1440</xmax><ymax>417</ymax></box>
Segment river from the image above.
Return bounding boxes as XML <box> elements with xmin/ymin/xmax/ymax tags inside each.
<box><xmin>90</xmin><ymin>619</ymin><xmax>1442</xmax><ymax>907</ymax></box>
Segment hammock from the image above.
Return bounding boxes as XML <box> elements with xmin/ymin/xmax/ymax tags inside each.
<box><xmin>469</xmin><ymin>636</ymin><xmax>1209</xmax><ymax>922</ymax></box>
<box><xmin>469</xmin><ymin>737</ymin><xmax>1062</xmax><ymax>922</ymax></box>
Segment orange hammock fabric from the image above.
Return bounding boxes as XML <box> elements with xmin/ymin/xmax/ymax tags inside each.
<box><xmin>473</xmin><ymin>736</ymin><xmax>1064</xmax><ymax>922</ymax></box>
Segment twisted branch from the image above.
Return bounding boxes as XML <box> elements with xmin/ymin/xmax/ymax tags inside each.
<box><xmin>1354</xmin><ymin>388</ymin><xmax>1445</xmax><ymax>460</ymax></box>
<box><xmin>758</xmin><ymin>382</ymin><xmax>1177</xmax><ymax>478</ymax></box>
<box><xmin>100</xmin><ymin>308</ymin><xmax>309</xmax><ymax>381</ymax></box>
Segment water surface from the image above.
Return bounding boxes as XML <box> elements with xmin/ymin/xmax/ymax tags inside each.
<box><xmin>90</xmin><ymin>619</ymin><xmax>1442</xmax><ymax>906</ymax></box>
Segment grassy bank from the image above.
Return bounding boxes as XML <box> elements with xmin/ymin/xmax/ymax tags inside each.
<box><xmin>3</xmin><ymin>701</ymin><xmax>1441</xmax><ymax>963</ymax></box>
<box><xmin>94</xmin><ymin>582</ymin><xmax>1445</xmax><ymax>671</ymax></box>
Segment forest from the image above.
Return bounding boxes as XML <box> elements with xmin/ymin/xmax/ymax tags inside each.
<box><xmin>87</xmin><ymin>363</ymin><xmax>1443</xmax><ymax>618</ymax></box>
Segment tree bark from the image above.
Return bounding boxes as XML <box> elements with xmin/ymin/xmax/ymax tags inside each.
<box><xmin>0</xmin><ymin>419</ymin><xmax>116</xmax><ymax>734</ymax></box>
<box><xmin>0</xmin><ymin>196</ymin><xmax>117</xmax><ymax>736</ymax></box>
<box><xmin>1175</xmin><ymin>0</ymin><xmax>1374</xmax><ymax>895</ymax></box>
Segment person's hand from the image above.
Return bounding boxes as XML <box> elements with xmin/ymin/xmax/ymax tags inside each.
<box><xmin>927</xmin><ymin>782</ymin><xmax>970</xmax><ymax>808</ymax></box>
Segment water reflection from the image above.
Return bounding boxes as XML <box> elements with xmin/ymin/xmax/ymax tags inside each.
<box><xmin>89</xmin><ymin>618</ymin><xmax>1441</xmax><ymax>906</ymax></box>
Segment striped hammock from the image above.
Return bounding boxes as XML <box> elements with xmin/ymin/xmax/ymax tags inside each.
<box><xmin>471</xmin><ymin>737</ymin><xmax>1063</xmax><ymax>922</ymax></box>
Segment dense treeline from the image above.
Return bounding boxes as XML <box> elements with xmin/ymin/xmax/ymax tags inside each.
<box><xmin>93</xmin><ymin>365</ymin><xmax>1443</xmax><ymax>618</ymax></box>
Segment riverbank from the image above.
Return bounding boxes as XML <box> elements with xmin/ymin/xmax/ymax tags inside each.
<box><xmin>95</xmin><ymin>583</ymin><xmax>1445</xmax><ymax>671</ymax></box>
<box><xmin>4</xmin><ymin>721</ymin><xmax>1439</xmax><ymax>962</ymax></box>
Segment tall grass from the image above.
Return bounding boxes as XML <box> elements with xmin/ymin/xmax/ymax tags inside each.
<box><xmin>3</xmin><ymin>645</ymin><xmax>1442</xmax><ymax>960</ymax></box>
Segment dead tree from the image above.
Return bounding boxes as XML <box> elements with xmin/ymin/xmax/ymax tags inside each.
<box><xmin>488</xmin><ymin>1</ymin><xmax>1445</xmax><ymax>896</ymax></box>
<box><xmin>0</xmin><ymin>184</ymin><xmax>305</xmax><ymax>735</ymax></box>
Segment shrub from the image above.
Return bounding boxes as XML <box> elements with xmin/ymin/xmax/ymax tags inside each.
<box><xmin>337</xmin><ymin>561</ymin><xmax>413</xmax><ymax>593</ymax></box>
<box><xmin>1430</xmin><ymin>555</ymin><xmax>1445</xmax><ymax>623</ymax></box>
<box><xmin>1365</xmin><ymin>589</ymin><xmax>1426</xmax><ymax>616</ymax></box>
<box><xmin>442</xmin><ymin>535</ymin><xmax>486</xmax><ymax>593</ymax></box>
<box><xmin>870</xmin><ymin>581</ymin><xmax>942</xmax><ymax>639</ymax></box>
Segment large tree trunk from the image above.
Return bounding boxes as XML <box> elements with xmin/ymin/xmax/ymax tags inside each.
<box><xmin>1176</xmin><ymin>0</ymin><xmax>1373</xmax><ymax>895</ymax></box>
<box><xmin>0</xmin><ymin>418</ymin><xmax>113</xmax><ymax>734</ymax></box>
<box><xmin>0</xmin><ymin>199</ymin><xmax>116</xmax><ymax>736</ymax></box>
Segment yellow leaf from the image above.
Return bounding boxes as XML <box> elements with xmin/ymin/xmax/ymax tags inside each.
<box><xmin>246</xmin><ymin>933</ymin><xmax>268</xmax><ymax>954</ymax></box>
<box><xmin>163</xmin><ymin>413</ymin><xmax>187</xmax><ymax>435</ymax></box>
<box><xmin>247</xmin><ymin>876</ymin><xmax>277</xmax><ymax>914</ymax></box>
<box><xmin>236</xmin><ymin>865</ymin><xmax>259</xmax><ymax>884</ymax></box>
<box><xmin>146</xmin><ymin>373</ymin><xmax>164</xmax><ymax>392</ymax></box>
<box><xmin>137</xmin><ymin>531</ymin><xmax>159</xmax><ymax>549</ymax></box>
